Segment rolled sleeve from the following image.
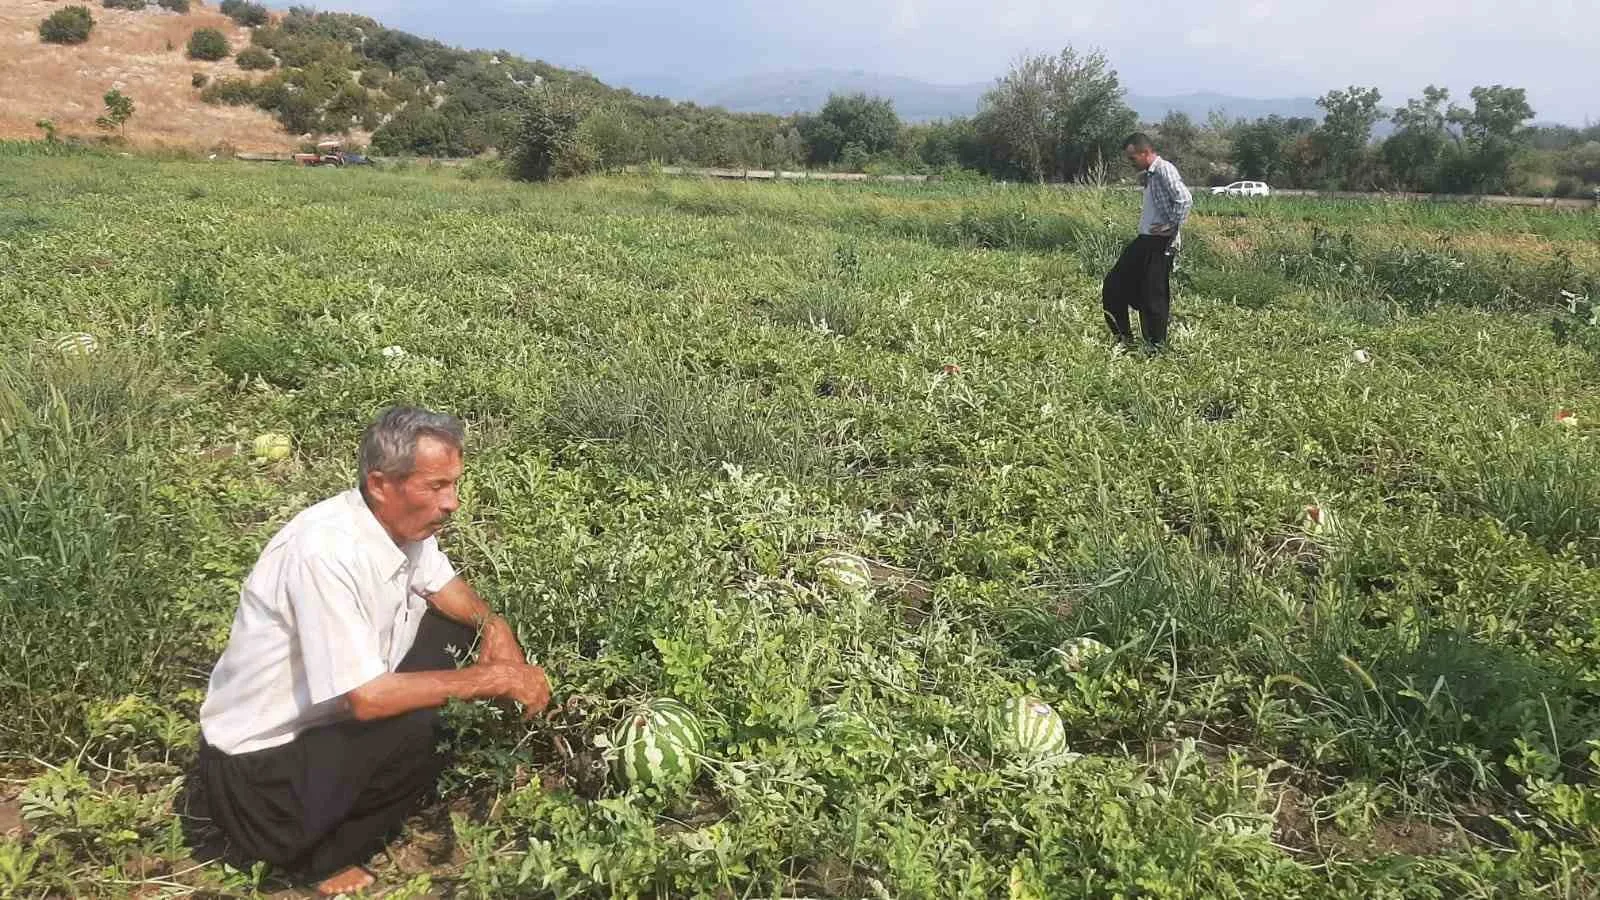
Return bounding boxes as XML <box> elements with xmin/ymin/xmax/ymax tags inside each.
<box><xmin>287</xmin><ymin>552</ymin><xmax>387</xmax><ymax>706</ymax></box>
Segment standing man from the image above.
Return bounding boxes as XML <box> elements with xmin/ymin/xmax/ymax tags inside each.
<box><xmin>197</xmin><ymin>406</ymin><xmax>551</xmax><ymax>896</ymax></box>
<box><xmin>1102</xmin><ymin>132</ymin><xmax>1193</xmax><ymax>349</ymax></box>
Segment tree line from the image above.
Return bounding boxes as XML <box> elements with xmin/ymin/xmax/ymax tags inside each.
<box><xmin>153</xmin><ymin>5</ymin><xmax>1596</xmax><ymax>196</ymax></box>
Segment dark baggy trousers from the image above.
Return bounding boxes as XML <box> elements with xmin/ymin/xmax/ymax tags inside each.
<box><xmin>1102</xmin><ymin>234</ymin><xmax>1175</xmax><ymax>347</ymax></box>
<box><xmin>195</xmin><ymin>610</ymin><xmax>475</xmax><ymax>882</ymax></box>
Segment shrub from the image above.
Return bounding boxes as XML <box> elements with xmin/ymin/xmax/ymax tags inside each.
<box><xmin>510</xmin><ymin>89</ymin><xmax>593</xmax><ymax>182</ymax></box>
<box><xmin>235</xmin><ymin>45</ymin><xmax>275</xmax><ymax>70</ymax></box>
<box><xmin>39</xmin><ymin>6</ymin><xmax>94</xmax><ymax>44</ymax></box>
<box><xmin>101</xmin><ymin>0</ymin><xmax>148</xmax><ymax>10</ymax></box>
<box><xmin>191</xmin><ymin>72</ymin><xmax>208</xmax><ymax>88</ymax></box>
<box><xmin>157</xmin><ymin>0</ymin><xmax>189</xmax><ymax>11</ymax></box>
<box><xmin>199</xmin><ymin>76</ymin><xmax>256</xmax><ymax>106</ymax></box>
<box><xmin>218</xmin><ymin>0</ymin><xmax>268</xmax><ymax>27</ymax></box>
<box><xmin>186</xmin><ymin>27</ymin><xmax>229</xmax><ymax>61</ymax></box>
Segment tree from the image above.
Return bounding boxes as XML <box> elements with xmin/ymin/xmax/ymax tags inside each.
<box><xmin>511</xmin><ymin>88</ymin><xmax>593</xmax><ymax>182</ymax></box>
<box><xmin>1444</xmin><ymin>85</ymin><xmax>1536</xmax><ymax>193</ymax></box>
<box><xmin>976</xmin><ymin>47</ymin><xmax>1135</xmax><ymax>182</ymax></box>
<box><xmin>187</xmin><ymin>28</ymin><xmax>231</xmax><ymax>60</ymax></box>
<box><xmin>1383</xmin><ymin>85</ymin><xmax>1451</xmax><ymax>190</ymax></box>
<box><xmin>1230</xmin><ymin>115</ymin><xmax>1314</xmax><ymax>183</ymax></box>
<box><xmin>39</xmin><ymin>6</ymin><xmax>95</xmax><ymax>44</ymax></box>
<box><xmin>1311</xmin><ymin>85</ymin><xmax>1382</xmax><ymax>186</ymax></box>
<box><xmin>94</xmin><ymin>89</ymin><xmax>135</xmax><ymax>136</ymax></box>
<box><xmin>1155</xmin><ymin>111</ymin><xmax>1198</xmax><ymax>167</ymax></box>
<box><xmin>1557</xmin><ymin>141</ymin><xmax>1600</xmax><ymax>186</ymax></box>
<box><xmin>797</xmin><ymin>93</ymin><xmax>900</xmax><ymax>166</ymax></box>
<box><xmin>580</xmin><ymin>106</ymin><xmax>641</xmax><ymax>171</ymax></box>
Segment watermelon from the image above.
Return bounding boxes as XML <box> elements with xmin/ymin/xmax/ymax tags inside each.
<box><xmin>1056</xmin><ymin>636</ymin><xmax>1110</xmax><ymax>672</ymax></box>
<box><xmin>998</xmin><ymin>696</ymin><xmax>1068</xmax><ymax>760</ymax></box>
<box><xmin>817</xmin><ymin>552</ymin><xmax>873</xmax><ymax>597</ymax></box>
<box><xmin>54</xmin><ymin>333</ymin><xmax>98</xmax><ymax>356</ymax></box>
<box><xmin>610</xmin><ymin>698</ymin><xmax>705</xmax><ymax>788</ymax></box>
<box><xmin>252</xmin><ymin>432</ymin><xmax>292</xmax><ymax>461</ymax></box>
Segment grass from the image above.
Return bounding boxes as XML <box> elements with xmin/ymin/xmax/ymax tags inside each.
<box><xmin>3</xmin><ymin>145</ymin><xmax>1600</xmax><ymax>896</ymax></box>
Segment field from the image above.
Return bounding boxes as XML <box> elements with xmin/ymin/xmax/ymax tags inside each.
<box><xmin>3</xmin><ymin>144</ymin><xmax>1600</xmax><ymax>897</ymax></box>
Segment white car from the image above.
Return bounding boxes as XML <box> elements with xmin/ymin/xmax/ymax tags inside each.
<box><xmin>1211</xmin><ymin>181</ymin><xmax>1271</xmax><ymax>197</ymax></box>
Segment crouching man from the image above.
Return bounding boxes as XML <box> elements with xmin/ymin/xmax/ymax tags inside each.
<box><xmin>197</xmin><ymin>406</ymin><xmax>550</xmax><ymax>895</ymax></box>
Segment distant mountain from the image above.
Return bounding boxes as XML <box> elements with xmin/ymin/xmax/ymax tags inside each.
<box><xmin>696</xmin><ymin>70</ymin><xmax>988</xmax><ymax>122</ymax></box>
<box><xmin>652</xmin><ymin>69</ymin><xmax>1330</xmax><ymax>126</ymax></box>
<box><xmin>1124</xmin><ymin>92</ymin><xmax>1323</xmax><ymax>125</ymax></box>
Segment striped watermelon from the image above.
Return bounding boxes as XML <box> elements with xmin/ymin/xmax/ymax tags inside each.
<box><xmin>54</xmin><ymin>333</ymin><xmax>98</xmax><ymax>356</ymax></box>
<box><xmin>817</xmin><ymin>552</ymin><xmax>873</xmax><ymax>597</ymax></box>
<box><xmin>610</xmin><ymin>698</ymin><xmax>704</xmax><ymax>788</ymax></box>
<box><xmin>252</xmin><ymin>433</ymin><xmax>292</xmax><ymax>461</ymax></box>
<box><xmin>998</xmin><ymin>696</ymin><xmax>1068</xmax><ymax>760</ymax></box>
<box><xmin>1056</xmin><ymin>636</ymin><xmax>1110</xmax><ymax>672</ymax></box>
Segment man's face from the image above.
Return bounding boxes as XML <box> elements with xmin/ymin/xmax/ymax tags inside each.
<box><xmin>1125</xmin><ymin>145</ymin><xmax>1155</xmax><ymax>170</ymax></box>
<box><xmin>366</xmin><ymin>436</ymin><xmax>463</xmax><ymax>544</ymax></box>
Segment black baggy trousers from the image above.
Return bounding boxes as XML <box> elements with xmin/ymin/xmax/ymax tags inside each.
<box><xmin>196</xmin><ymin>610</ymin><xmax>475</xmax><ymax>882</ymax></box>
<box><xmin>1102</xmin><ymin>234</ymin><xmax>1175</xmax><ymax>346</ymax></box>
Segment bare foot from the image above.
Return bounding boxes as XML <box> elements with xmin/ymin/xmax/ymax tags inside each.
<box><xmin>316</xmin><ymin>865</ymin><xmax>375</xmax><ymax>895</ymax></box>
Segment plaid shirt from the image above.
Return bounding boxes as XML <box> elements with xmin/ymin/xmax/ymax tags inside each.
<box><xmin>1138</xmin><ymin>155</ymin><xmax>1192</xmax><ymax>250</ymax></box>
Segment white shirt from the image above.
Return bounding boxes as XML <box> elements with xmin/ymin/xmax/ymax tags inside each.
<box><xmin>1138</xmin><ymin>155</ymin><xmax>1193</xmax><ymax>251</ymax></box>
<box><xmin>200</xmin><ymin>489</ymin><xmax>457</xmax><ymax>755</ymax></box>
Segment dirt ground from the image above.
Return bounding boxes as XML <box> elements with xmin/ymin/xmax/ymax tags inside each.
<box><xmin>0</xmin><ymin>0</ymin><xmax>293</xmax><ymax>152</ymax></box>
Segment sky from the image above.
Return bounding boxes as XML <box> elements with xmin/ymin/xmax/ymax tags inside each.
<box><xmin>317</xmin><ymin>0</ymin><xmax>1598</xmax><ymax>124</ymax></box>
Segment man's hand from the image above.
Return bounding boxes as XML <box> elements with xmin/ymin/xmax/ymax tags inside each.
<box><xmin>479</xmin><ymin>661</ymin><xmax>551</xmax><ymax>720</ymax></box>
<box><xmin>478</xmin><ymin>615</ymin><xmax>526</xmax><ymax>666</ymax></box>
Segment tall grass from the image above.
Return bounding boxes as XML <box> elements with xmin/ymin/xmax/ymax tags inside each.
<box><xmin>0</xmin><ymin>351</ymin><xmax>182</xmax><ymax>758</ymax></box>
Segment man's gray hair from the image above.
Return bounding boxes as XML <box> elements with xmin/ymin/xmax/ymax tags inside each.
<box><xmin>358</xmin><ymin>406</ymin><xmax>465</xmax><ymax>492</ymax></box>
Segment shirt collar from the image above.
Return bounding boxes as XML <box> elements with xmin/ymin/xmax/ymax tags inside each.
<box><xmin>1144</xmin><ymin>154</ymin><xmax>1163</xmax><ymax>173</ymax></box>
<box><xmin>342</xmin><ymin>488</ymin><xmax>410</xmax><ymax>578</ymax></box>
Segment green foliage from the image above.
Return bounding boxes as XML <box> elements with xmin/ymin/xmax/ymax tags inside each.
<box><xmin>93</xmin><ymin>89</ymin><xmax>134</xmax><ymax>135</ymax></box>
<box><xmin>156</xmin><ymin>0</ymin><xmax>189</xmax><ymax>11</ymax></box>
<box><xmin>38</xmin><ymin>5</ymin><xmax>94</xmax><ymax>44</ymax></box>
<box><xmin>200</xmin><ymin>75</ymin><xmax>256</xmax><ymax>105</ymax></box>
<box><xmin>186</xmin><ymin>27</ymin><xmax>230</xmax><ymax>61</ymax></box>
<box><xmin>1384</xmin><ymin>85</ymin><xmax>1453</xmax><ymax>191</ymax></box>
<box><xmin>510</xmin><ymin>88</ymin><xmax>592</xmax><ymax>182</ymax></box>
<box><xmin>101</xmin><ymin>0</ymin><xmax>148</xmax><ymax>10</ymax></box>
<box><xmin>798</xmin><ymin>93</ymin><xmax>901</xmax><ymax>166</ymax></box>
<box><xmin>1231</xmin><ymin>115</ymin><xmax>1316</xmax><ymax>183</ymax></box>
<box><xmin>34</xmin><ymin>119</ymin><xmax>57</xmax><ymax>142</ymax></box>
<box><xmin>234</xmin><ymin>45</ymin><xmax>275</xmax><ymax>70</ymax></box>
<box><xmin>1311</xmin><ymin>85</ymin><xmax>1383</xmax><ymax>186</ymax></box>
<box><xmin>219</xmin><ymin>0</ymin><xmax>268</xmax><ymax>27</ymax></box>
<box><xmin>976</xmin><ymin>45</ymin><xmax>1137</xmax><ymax>183</ymax></box>
<box><xmin>190</xmin><ymin>71</ymin><xmax>208</xmax><ymax>88</ymax></box>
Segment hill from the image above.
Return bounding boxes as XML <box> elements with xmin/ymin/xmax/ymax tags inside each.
<box><xmin>0</xmin><ymin>0</ymin><xmax>294</xmax><ymax>151</ymax></box>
